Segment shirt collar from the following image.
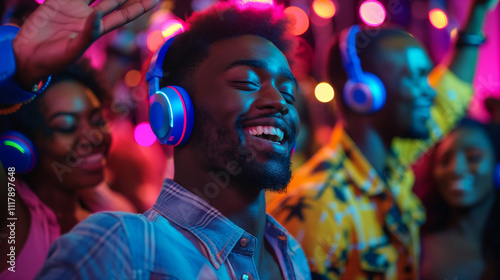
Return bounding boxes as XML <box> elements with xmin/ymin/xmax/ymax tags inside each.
<box><xmin>328</xmin><ymin>124</ymin><xmax>408</xmax><ymax>196</ymax></box>
<box><xmin>152</xmin><ymin>179</ymin><xmax>292</xmax><ymax>269</ymax></box>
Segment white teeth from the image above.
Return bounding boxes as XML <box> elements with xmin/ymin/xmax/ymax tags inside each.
<box><xmin>257</xmin><ymin>126</ymin><xmax>263</xmax><ymax>135</ymax></box>
<box><xmin>244</xmin><ymin>125</ymin><xmax>284</xmax><ymax>142</ymax></box>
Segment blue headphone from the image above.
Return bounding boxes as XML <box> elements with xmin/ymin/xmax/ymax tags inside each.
<box><xmin>339</xmin><ymin>25</ymin><xmax>386</xmax><ymax>113</ymax></box>
<box><xmin>0</xmin><ymin>25</ymin><xmax>38</xmax><ymax>174</ymax></box>
<box><xmin>494</xmin><ymin>163</ymin><xmax>500</xmax><ymax>190</ymax></box>
<box><xmin>146</xmin><ymin>36</ymin><xmax>194</xmax><ymax>146</ymax></box>
<box><xmin>0</xmin><ymin>131</ymin><xmax>37</xmax><ymax>174</ymax></box>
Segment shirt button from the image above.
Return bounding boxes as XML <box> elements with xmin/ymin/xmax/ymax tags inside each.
<box><xmin>240</xmin><ymin>238</ymin><xmax>249</xmax><ymax>247</ymax></box>
<box><xmin>241</xmin><ymin>274</ymin><xmax>249</xmax><ymax>280</ymax></box>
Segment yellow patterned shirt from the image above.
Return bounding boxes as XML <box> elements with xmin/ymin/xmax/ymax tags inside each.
<box><xmin>268</xmin><ymin>66</ymin><xmax>472</xmax><ymax>280</ymax></box>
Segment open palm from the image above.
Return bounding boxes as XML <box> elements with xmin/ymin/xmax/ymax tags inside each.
<box><xmin>13</xmin><ymin>0</ymin><xmax>157</xmax><ymax>87</ymax></box>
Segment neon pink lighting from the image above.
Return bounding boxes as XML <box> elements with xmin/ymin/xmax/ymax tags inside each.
<box><xmin>359</xmin><ymin>0</ymin><xmax>386</xmax><ymax>27</ymax></box>
<box><xmin>235</xmin><ymin>0</ymin><xmax>274</xmax><ymax>9</ymax></box>
<box><xmin>170</xmin><ymin>87</ymin><xmax>187</xmax><ymax>146</ymax></box>
<box><xmin>134</xmin><ymin>122</ymin><xmax>157</xmax><ymax>147</ymax></box>
<box><xmin>35</xmin><ymin>0</ymin><xmax>45</xmax><ymax>4</ymax></box>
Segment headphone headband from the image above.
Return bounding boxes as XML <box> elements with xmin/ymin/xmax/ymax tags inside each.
<box><xmin>339</xmin><ymin>25</ymin><xmax>386</xmax><ymax>113</ymax></box>
<box><xmin>147</xmin><ymin>35</ymin><xmax>194</xmax><ymax>146</ymax></box>
<box><xmin>146</xmin><ymin>36</ymin><xmax>176</xmax><ymax>98</ymax></box>
<box><xmin>340</xmin><ymin>25</ymin><xmax>364</xmax><ymax>82</ymax></box>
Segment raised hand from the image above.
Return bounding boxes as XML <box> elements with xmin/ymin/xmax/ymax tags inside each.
<box><xmin>475</xmin><ymin>0</ymin><xmax>500</xmax><ymax>10</ymax></box>
<box><xmin>12</xmin><ymin>0</ymin><xmax>158</xmax><ymax>89</ymax></box>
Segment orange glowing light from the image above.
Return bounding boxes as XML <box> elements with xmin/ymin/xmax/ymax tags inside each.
<box><xmin>313</xmin><ymin>0</ymin><xmax>336</xmax><ymax>19</ymax></box>
<box><xmin>124</xmin><ymin>70</ymin><xmax>142</xmax><ymax>88</ymax></box>
<box><xmin>147</xmin><ymin>30</ymin><xmax>165</xmax><ymax>52</ymax></box>
<box><xmin>429</xmin><ymin>8</ymin><xmax>448</xmax><ymax>29</ymax></box>
<box><xmin>450</xmin><ymin>27</ymin><xmax>458</xmax><ymax>39</ymax></box>
<box><xmin>284</xmin><ymin>6</ymin><xmax>309</xmax><ymax>36</ymax></box>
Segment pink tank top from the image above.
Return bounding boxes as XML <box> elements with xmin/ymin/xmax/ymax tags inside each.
<box><xmin>0</xmin><ymin>180</ymin><xmax>60</xmax><ymax>280</ymax></box>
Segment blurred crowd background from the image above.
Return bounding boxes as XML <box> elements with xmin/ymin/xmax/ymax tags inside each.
<box><xmin>2</xmin><ymin>0</ymin><xmax>499</xmax><ymax>211</ymax></box>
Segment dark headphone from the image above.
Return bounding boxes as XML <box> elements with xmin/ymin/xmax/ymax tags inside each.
<box><xmin>339</xmin><ymin>25</ymin><xmax>386</xmax><ymax>113</ymax></box>
<box><xmin>146</xmin><ymin>36</ymin><xmax>194</xmax><ymax>146</ymax></box>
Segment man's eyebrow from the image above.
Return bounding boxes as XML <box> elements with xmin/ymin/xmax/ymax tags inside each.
<box><xmin>280</xmin><ymin>68</ymin><xmax>298</xmax><ymax>89</ymax></box>
<box><xmin>224</xmin><ymin>59</ymin><xmax>267</xmax><ymax>71</ymax></box>
<box><xmin>224</xmin><ymin>59</ymin><xmax>298</xmax><ymax>88</ymax></box>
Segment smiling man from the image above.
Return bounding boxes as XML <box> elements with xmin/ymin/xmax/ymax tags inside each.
<box><xmin>268</xmin><ymin>0</ymin><xmax>499</xmax><ymax>279</ymax></box>
<box><xmin>35</xmin><ymin>2</ymin><xmax>310</xmax><ymax>280</ymax></box>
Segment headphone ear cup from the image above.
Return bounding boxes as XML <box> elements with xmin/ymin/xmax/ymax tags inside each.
<box><xmin>0</xmin><ymin>131</ymin><xmax>38</xmax><ymax>174</ymax></box>
<box><xmin>364</xmin><ymin>72</ymin><xmax>386</xmax><ymax>112</ymax></box>
<box><xmin>149</xmin><ymin>86</ymin><xmax>194</xmax><ymax>146</ymax></box>
<box><xmin>343</xmin><ymin>72</ymin><xmax>386</xmax><ymax>113</ymax></box>
<box><xmin>494</xmin><ymin>163</ymin><xmax>500</xmax><ymax>190</ymax></box>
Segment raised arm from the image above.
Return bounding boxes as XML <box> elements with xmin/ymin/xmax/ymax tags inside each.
<box><xmin>12</xmin><ymin>0</ymin><xmax>157</xmax><ymax>89</ymax></box>
<box><xmin>447</xmin><ymin>0</ymin><xmax>499</xmax><ymax>83</ymax></box>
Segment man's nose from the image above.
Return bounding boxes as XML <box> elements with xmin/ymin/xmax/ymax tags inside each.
<box><xmin>450</xmin><ymin>153</ymin><xmax>467</xmax><ymax>177</ymax></box>
<box><xmin>254</xmin><ymin>86</ymin><xmax>289</xmax><ymax>115</ymax></box>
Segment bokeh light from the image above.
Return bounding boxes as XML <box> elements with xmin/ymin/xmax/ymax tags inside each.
<box><xmin>35</xmin><ymin>0</ymin><xmax>45</xmax><ymax>4</ymax></box>
<box><xmin>450</xmin><ymin>27</ymin><xmax>458</xmax><ymax>39</ymax></box>
<box><xmin>313</xmin><ymin>0</ymin><xmax>336</xmax><ymax>19</ymax></box>
<box><xmin>134</xmin><ymin>122</ymin><xmax>157</xmax><ymax>147</ymax></box>
<box><xmin>315</xmin><ymin>82</ymin><xmax>335</xmax><ymax>103</ymax></box>
<box><xmin>284</xmin><ymin>6</ymin><xmax>309</xmax><ymax>36</ymax></box>
<box><xmin>161</xmin><ymin>19</ymin><xmax>185</xmax><ymax>39</ymax></box>
<box><xmin>124</xmin><ymin>70</ymin><xmax>142</xmax><ymax>88</ymax></box>
<box><xmin>359</xmin><ymin>0</ymin><xmax>386</xmax><ymax>27</ymax></box>
<box><xmin>429</xmin><ymin>8</ymin><xmax>448</xmax><ymax>29</ymax></box>
<box><xmin>147</xmin><ymin>30</ymin><xmax>165</xmax><ymax>52</ymax></box>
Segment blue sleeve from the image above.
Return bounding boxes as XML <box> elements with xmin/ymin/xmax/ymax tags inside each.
<box><xmin>35</xmin><ymin>212</ymin><xmax>135</xmax><ymax>280</ymax></box>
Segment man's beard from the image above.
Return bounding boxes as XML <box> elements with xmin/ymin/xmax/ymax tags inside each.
<box><xmin>195</xmin><ymin>107</ymin><xmax>292</xmax><ymax>194</ymax></box>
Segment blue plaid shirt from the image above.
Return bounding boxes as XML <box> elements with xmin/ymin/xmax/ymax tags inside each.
<box><xmin>36</xmin><ymin>179</ymin><xmax>311</xmax><ymax>280</ymax></box>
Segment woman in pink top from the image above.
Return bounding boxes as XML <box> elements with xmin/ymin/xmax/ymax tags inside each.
<box><xmin>0</xmin><ymin>62</ymin><xmax>135</xmax><ymax>279</ymax></box>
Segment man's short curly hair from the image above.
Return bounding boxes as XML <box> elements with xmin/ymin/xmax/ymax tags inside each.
<box><xmin>159</xmin><ymin>1</ymin><xmax>295</xmax><ymax>91</ymax></box>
